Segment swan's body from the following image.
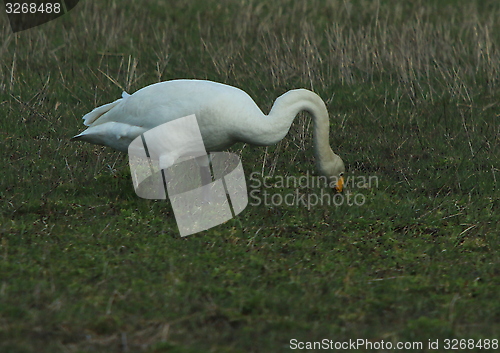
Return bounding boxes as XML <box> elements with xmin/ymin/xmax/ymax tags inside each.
<box><xmin>73</xmin><ymin>80</ymin><xmax>345</xmax><ymax>188</ymax></box>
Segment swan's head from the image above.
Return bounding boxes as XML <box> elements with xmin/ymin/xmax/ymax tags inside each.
<box><xmin>317</xmin><ymin>150</ymin><xmax>345</xmax><ymax>192</ymax></box>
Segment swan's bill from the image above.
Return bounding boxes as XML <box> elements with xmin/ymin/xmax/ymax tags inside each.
<box><xmin>334</xmin><ymin>173</ymin><xmax>344</xmax><ymax>193</ymax></box>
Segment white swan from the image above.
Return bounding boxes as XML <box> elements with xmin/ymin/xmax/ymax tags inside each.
<box><xmin>72</xmin><ymin>79</ymin><xmax>345</xmax><ymax>190</ymax></box>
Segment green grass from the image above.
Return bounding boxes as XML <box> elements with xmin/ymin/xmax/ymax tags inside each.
<box><xmin>1</xmin><ymin>0</ymin><xmax>500</xmax><ymax>352</ymax></box>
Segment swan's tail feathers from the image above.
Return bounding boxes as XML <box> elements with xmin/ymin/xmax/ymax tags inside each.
<box><xmin>71</xmin><ymin>122</ymin><xmax>147</xmax><ymax>153</ymax></box>
<box><xmin>122</xmin><ymin>91</ymin><xmax>131</xmax><ymax>99</ymax></box>
<box><xmin>81</xmin><ymin>97</ymin><xmax>123</xmax><ymax>126</ymax></box>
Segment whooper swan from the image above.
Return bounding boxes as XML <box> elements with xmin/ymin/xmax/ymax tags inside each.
<box><xmin>72</xmin><ymin>79</ymin><xmax>345</xmax><ymax>190</ymax></box>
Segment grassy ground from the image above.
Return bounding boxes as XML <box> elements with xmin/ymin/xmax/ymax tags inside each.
<box><xmin>1</xmin><ymin>0</ymin><xmax>500</xmax><ymax>352</ymax></box>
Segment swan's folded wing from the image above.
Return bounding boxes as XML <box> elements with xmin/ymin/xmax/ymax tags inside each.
<box><xmin>82</xmin><ymin>97</ymin><xmax>124</xmax><ymax>126</ymax></box>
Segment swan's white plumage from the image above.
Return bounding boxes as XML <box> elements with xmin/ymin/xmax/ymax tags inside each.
<box><xmin>73</xmin><ymin>79</ymin><xmax>345</xmax><ymax>187</ymax></box>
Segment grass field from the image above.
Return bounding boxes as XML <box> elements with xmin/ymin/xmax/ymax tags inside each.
<box><xmin>1</xmin><ymin>0</ymin><xmax>500</xmax><ymax>352</ymax></box>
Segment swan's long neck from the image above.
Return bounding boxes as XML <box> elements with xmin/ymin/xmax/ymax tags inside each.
<box><xmin>267</xmin><ymin>89</ymin><xmax>334</xmax><ymax>167</ymax></box>
<box><xmin>232</xmin><ymin>88</ymin><xmax>343</xmax><ymax>179</ymax></box>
